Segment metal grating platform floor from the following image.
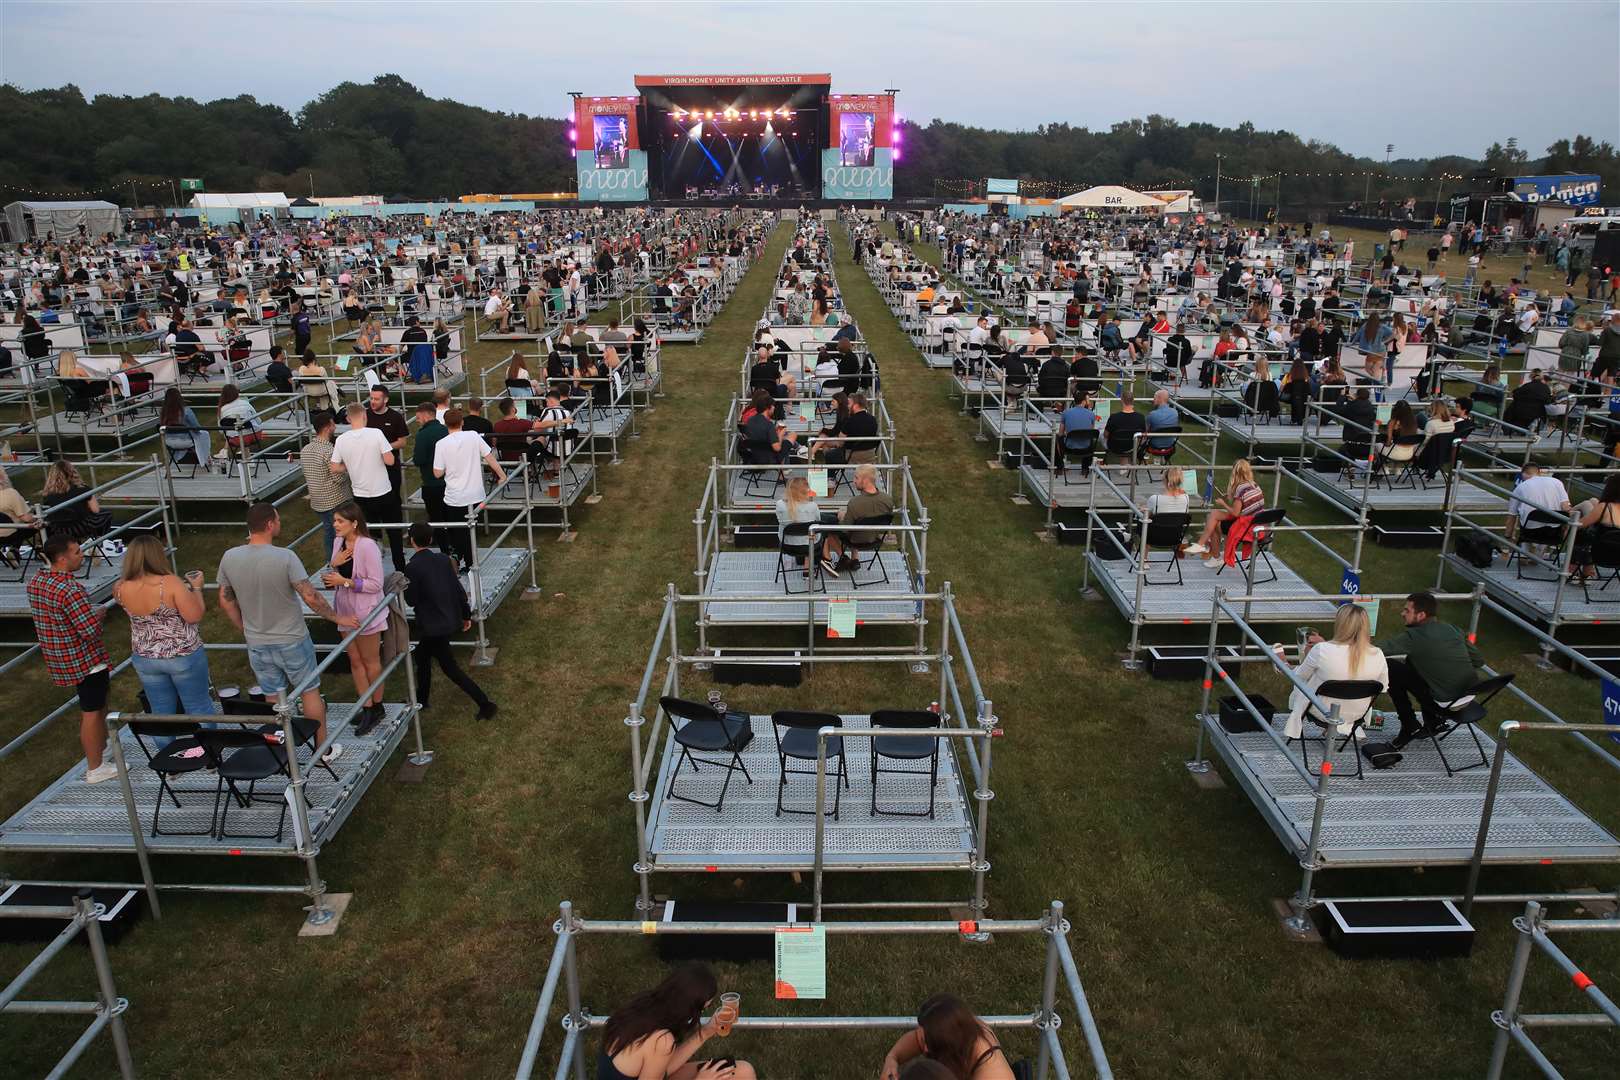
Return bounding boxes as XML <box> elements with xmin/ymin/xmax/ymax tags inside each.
<box><xmin>301</xmin><ymin>546</ymin><xmax>530</xmax><ymax>621</ymax></box>
<box><xmin>702</xmin><ymin>551</ymin><xmax>922</xmax><ymax>625</ymax></box>
<box><xmin>0</xmin><ymin>560</ymin><xmax>120</xmax><ymax>619</ymax></box>
<box><xmin>0</xmin><ymin>703</ymin><xmax>416</xmax><ymax>856</ymax></box>
<box><xmin>1086</xmin><ymin>548</ymin><xmax>1340</xmax><ymax>624</ymax></box>
<box><xmin>99</xmin><ymin>459</ymin><xmax>303</xmax><ymax>503</ymax></box>
<box><xmin>1201</xmin><ymin>711</ymin><xmax>1620</xmax><ymax>867</ymax></box>
<box><xmin>1214</xmin><ymin>417</ymin><xmax>1344</xmax><ymax>448</ymax></box>
<box><xmin>646</xmin><ymin>713</ymin><xmax>975</xmax><ymax>869</ymax></box>
<box><xmin>980</xmin><ymin>407</ymin><xmax>1054</xmax><ymax>439</ymax></box>
<box><xmin>580</xmin><ymin>407</ymin><xmax>634</xmax><ymax>442</ymax></box>
<box><xmin>1442</xmin><ymin>554</ymin><xmax>1618</xmax><ymax>625</ymax></box>
<box><xmin>1020</xmin><ymin>465</ymin><xmax>1151</xmax><ymax>512</ymax></box>
<box><xmin>1295</xmin><ymin>468</ymin><xmax>1506</xmax><ymax>514</ymax></box>
<box><xmin>32</xmin><ymin>410</ymin><xmax>160</xmax><ymax>442</ymax></box>
<box><xmin>404</xmin><ymin>464</ymin><xmax>596</xmax><ymax>512</ymax></box>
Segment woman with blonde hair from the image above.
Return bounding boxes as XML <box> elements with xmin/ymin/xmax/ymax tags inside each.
<box><xmin>112</xmin><ymin>535</ymin><xmax>219</xmax><ymax>728</ymax></box>
<box><xmin>1188</xmin><ymin>458</ymin><xmax>1265</xmax><ymax>561</ymax></box>
<box><xmin>1283</xmin><ymin>604</ymin><xmax>1389</xmax><ymax>739</ymax></box>
<box><xmin>774</xmin><ymin>475</ymin><xmax>823</xmax><ymax>576</ymax></box>
<box><xmin>42</xmin><ymin>459</ymin><xmax>112</xmax><ymax>540</ymax></box>
<box><xmin>0</xmin><ymin>465</ymin><xmax>41</xmax><ymax>557</ymax></box>
<box><xmin>321</xmin><ymin>502</ymin><xmax>389</xmax><ymax>736</ymax></box>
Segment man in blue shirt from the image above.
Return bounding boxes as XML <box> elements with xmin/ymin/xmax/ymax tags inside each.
<box><xmin>1059</xmin><ymin>389</ymin><xmax>1098</xmax><ymax>477</ymax></box>
<box><xmin>1145</xmin><ymin>389</ymin><xmax>1179</xmax><ymax>453</ymax></box>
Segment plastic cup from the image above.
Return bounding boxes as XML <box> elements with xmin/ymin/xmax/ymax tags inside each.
<box><xmin>716</xmin><ymin>992</ymin><xmax>740</xmax><ymax>1035</ymax></box>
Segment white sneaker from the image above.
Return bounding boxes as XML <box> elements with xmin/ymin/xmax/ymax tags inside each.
<box><xmin>1203</xmin><ymin>557</ymin><xmax>1224</xmax><ymax>570</ymax></box>
<box><xmin>1185</xmin><ymin>542</ymin><xmax>1208</xmax><ymax>555</ymax></box>
<box><xmin>84</xmin><ymin>762</ymin><xmax>120</xmax><ymax>784</ymax></box>
<box><xmin>321</xmin><ymin>742</ymin><xmax>343</xmax><ymax>766</ymax></box>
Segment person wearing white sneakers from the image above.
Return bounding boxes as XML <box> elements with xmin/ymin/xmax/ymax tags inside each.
<box><xmin>1186</xmin><ymin>458</ymin><xmax>1266</xmax><ymax>569</ymax></box>
<box><xmin>28</xmin><ymin>536</ymin><xmax>116</xmax><ymax>783</ymax></box>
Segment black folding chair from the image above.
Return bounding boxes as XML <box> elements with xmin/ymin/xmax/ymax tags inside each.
<box><xmin>1138</xmin><ymin>513</ymin><xmax>1190</xmax><ymax>586</ymax></box>
<box><xmin>771</xmin><ymin>710</ymin><xmax>849</xmax><ymax>820</ymax></box>
<box><xmin>194</xmin><ymin>729</ymin><xmax>291</xmax><ymax>841</ymax></box>
<box><xmin>1216</xmin><ymin>507</ymin><xmax>1285</xmax><ymax>585</ymax></box>
<box><xmin>1581</xmin><ymin>530</ymin><xmax>1620</xmax><ymax>603</ymax></box>
<box><xmin>0</xmin><ymin>517</ymin><xmax>40</xmax><ymax>583</ymax></box>
<box><xmin>844</xmin><ymin>513</ymin><xmax>895</xmax><ymax>589</ymax></box>
<box><xmin>1375</xmin><ymin>433</ymin><xmax>1426</xmax><ymax>490</ymax></box>
<box><xmin>1293</xmin><ymin>678</ymin><xmax>1385</xmax><ymax>780</ymax></box>
<box><xmin>129</xmin><ymin>721</ymin><xmax>213</xmax><ymax>837</ymax></box>
<box><xmin>738</xmin><ymin>437</ymin><xmax>786</xmax><ymax>499</ymax></box>
<box><xmin>1507</xmin><ymin>509</ymin><xmax>1569</xmax><ymax>582</ymax></box>
<box><xmin>1141</xmin><ymin>426</ymin><xmax>1180</xmax><ymax>480</ymax></box>
<box><xmin>775</xmin><ymin>521</ymin><xmax>822</xmax><ymax>594</ymax></box>
<box><xmin>659</xmin><ymin>695</ymin><xmax>752</xmax><ymax>812</ymax></box>
<box><xmin>868</xmin><ymin>709</ymin><xmax>940</xmax><ymax>819</ymax></box>
<box><xmin>1422</xmin><ymin>673</ymin><xmax>1515</xmax><ymax>776</ymax></box>
<box><xmin>221</xmin><ymin>695</ymin><xmax>340</xmax><ymax>782</ymax></box>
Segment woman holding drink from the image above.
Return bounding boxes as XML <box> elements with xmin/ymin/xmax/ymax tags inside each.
<box><xmin>597</xmin><ymin>963</ymin><xmax>754</xmax><ymax>1080</ymax></box>
<box><xmin>113</xmin><ymin>535</ymin><xmax>221</xmax><ymax>734</ymax></box>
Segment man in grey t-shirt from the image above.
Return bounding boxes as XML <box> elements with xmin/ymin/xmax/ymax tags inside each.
<box><xmin>217</xmin><ymin>502</ymin><xmax>357</xmax><ymax>763</ymax></box>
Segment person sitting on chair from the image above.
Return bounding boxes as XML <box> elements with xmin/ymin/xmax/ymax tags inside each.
<box><xmin>739</xmin><ymin>388</ymin><xmax>797</xmax><ymax>465</ymax></box>
<box><xmin>216</xmin><ymin>384</ymin><xmax>264</xmax><ymax>453</ymax></box>
<box><xmin>820</xmin><ymin>463</ymin><xmax>894</xmax><ymax>576</ymax></box>
<box><xmin>1144</xmin><ymin>389</ymin><xmax>1178</xmax><ymax>454</ymax></box>
<box><xmin>1376</xmin><ymin>591</ymin><xmax>1486</xmax><ymax>750</ymax></box>
<box><xmin>1571</xmin><ymin>474</ymin><xmax>1620</xmax><ymax>584</ymax></box>
<box><xmin>1286</xmin><ymin>604</ymin><xmax>1389</xmax><ymax>740</ymax></box>
<box><xmin>1102</xmin><ymin>389</ymin><xmax>1147</xmax><ymax>464</ymax></box>
<box><xmin>1058</xmin><ymin>388</ymin><xmax>1098</xmax><ymax>477</ymax></box>
<box><xmin>1505</xmin><ymin>462</ymin><xmax>1573</xmax><ymax>544</ymax></box>
<box><xmin>1187</xmin><ymin>458</ymin><xmax>1264</xmax><ymax>564</ymax></box>
<box><xmin>775</xmin><ymin>476</ymin><xmax>824</xmax><ymax>577</ymax></box>
<box><xmin>1141</xmin><ymin>465</ymin><xmax>1189</xmax><ymax>519</ymax></box>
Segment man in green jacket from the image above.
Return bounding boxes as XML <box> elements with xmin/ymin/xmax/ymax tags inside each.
<box><xmin>1378</xmin><ymin>591</ymin><xmax>1486</xmax><ymax>749</ymax></box>
<box><xmin>412</xmin><ymin>401</ymin><xmax>449</xmax><ymax>560</ymax></box>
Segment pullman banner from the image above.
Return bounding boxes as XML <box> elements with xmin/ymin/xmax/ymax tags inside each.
<box><xmin>823</xmin><ymin>94</ymin><xmax>895</xmax><ymax>201</ymax></box>
<box><xmin>574</xmin><ymin>96</ymin><xmax>649</xmax><ymax>203</ymax></box>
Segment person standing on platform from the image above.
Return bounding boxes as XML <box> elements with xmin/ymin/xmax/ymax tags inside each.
<box><xmin>412</xmin><ymin>401</ymin><xmax>449</xmax><ymax>550</ymax></box>
<box><xmin>291</xmin><ymin>299</ymin><xmax>312</xmax><ymax>357</ymax></box>
<box><xmin>433</xmin><ymin>408</ymin><xmax>506</xmax><ymax>570</ymax></box>
<box><xmin>28</xmin><ymin>537</ymin><xmax>114</xmax><ymax>783</ymax></box>
<box><xmin>403</xmin><ymin>521</ymin><xmax>498</xmax><ymax>721</ymax></box>
<box><xmin>365</xmin><ymin>386</ymin><xmax>411</xmax><ymax>563</ymax></box>
<box><xmin>331</xmin><ymin>402</ymin><xmax>405</xmax><ymax>566</ymax></box>
<box><xmin>217</xmin><ymin>503</ymin><xmax>355</xmax><ymax>764</ymax></box>
<box><xmin>301</xmin><ymin>410</ymin><xmax>352</xmax><ymax>555</ymax></box>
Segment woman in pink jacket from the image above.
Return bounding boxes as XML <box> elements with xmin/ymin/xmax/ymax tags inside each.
<box><xmin>322</xmin><ymin>502</ymin><xmax>389</xmax><ymax>736</ymax></box>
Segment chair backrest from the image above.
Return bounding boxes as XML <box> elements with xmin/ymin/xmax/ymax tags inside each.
<box><xmin>869</xmin><ymin>708</ymin><xmax>938</xmax><ymax>732</ymax></box>
<box><xmin>1521</xmin><ymin>508</ymin><xmax>1568</xmax><ymax>539</ymax></box>
<box><xmin>194</xmin><ymin>727</ymin><xmax>286</xmax><ymax>768</ymax></box>
<box><xmin>1249</xmin><ymin>507</ymin><xmax>1287</xmax><ymax>547</ymax></box>
<box><xmin>1593</xmin><ymin>529</ymin><xmax>1620</xmax><ymax>568</ymax></box>
<box><xmin>1144</xmin><ymin>512</ymin><xmax>1190</xmax><ymax>549</ymax></box>
<box><xmin>780</xmin><ymin>520</ymin><xmax>813</xmax><ymax>550</ymax></box>
<box><xmin>658</xmin><ymin>695</ymin><xmax>718</xmax><ymax>729</ymax></box>
<box><xmin>1463</xmin><ymin>672</ymin><xmax>1516</xmax><ymax>709</ymax></box>
<box><xmin>846</xmin><ymin>512</ymin><xmax>894</xmax><ymax>551</ymax></box>
<box><xmin>1310</xmin><ymin>679</ymin><xmax>1384</xmax><ymax>723</ymax></box>
<box><xmin>771</xmin><ymin>710</ymin><xmax>843</xmax><ymax>744</ymax></box>
<box><xmin>741</xmin><ymin>437</ymin><xmax>779</xmax><ymax>467</ymax></box>
<box><xmin>129</xmin><ymin>719</ymin><xmax>200</xmax><ymax>750</ymax></box>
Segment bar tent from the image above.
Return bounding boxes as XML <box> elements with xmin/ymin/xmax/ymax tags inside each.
<box><xmin>1054</xmin><ymin>186</ymin><xmax>1165</xmax><ymax>210</ymax></box>
<box><xmin>3</xmin><ymin>199</ymin><xmax>122</xmax><ymax>241</ymax></box>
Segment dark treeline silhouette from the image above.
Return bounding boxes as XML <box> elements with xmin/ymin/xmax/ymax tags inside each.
<box><xmin>2</xmin><ymin>76</ymin><xmax>1615</xmax><ymax>210</ymax></box>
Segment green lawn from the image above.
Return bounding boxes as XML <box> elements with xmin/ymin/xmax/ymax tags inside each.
<box><xmin>2</xmin><ymin>220</ymin><xmax>1617</xmax><ymax>1079</ymax></box>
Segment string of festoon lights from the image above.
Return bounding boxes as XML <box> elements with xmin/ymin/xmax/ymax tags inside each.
<box><xmin>936</xmin><ymin>170</ymin><xmax>1477</xmax><ymax>197</ymax></box>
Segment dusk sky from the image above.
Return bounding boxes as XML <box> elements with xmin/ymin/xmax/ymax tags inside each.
<box><xmin>3</xmin><ymin>0</ymin><xmax>1617</xmax><ymax>161</ymax></box>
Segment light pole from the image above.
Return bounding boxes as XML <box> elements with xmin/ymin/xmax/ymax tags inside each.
<box><xmin>1214</xmin><ymin>153</ymin><xmax>1222</xmax><ymax>219</ymax></box>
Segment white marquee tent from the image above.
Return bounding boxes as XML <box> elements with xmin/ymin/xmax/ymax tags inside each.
<box><xmin>187</xmin><ymin>192</ymin><xmax>290</xmax><ymax>210</ymax></box>
<box><xmin>3</xmin><ymin>200</ymin><xmax>123</xmax><ymax>242</ymax></box>
<box><xmin>1056</xmin><ymin>185</ymin><xmax>1165</xmax><ymax>210</ymax></box>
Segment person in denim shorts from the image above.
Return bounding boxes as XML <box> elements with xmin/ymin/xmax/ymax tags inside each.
<box><xmin>217</xmin><ymin>503</ymin><xmax>358</xmax><ymax>764</ymax></box>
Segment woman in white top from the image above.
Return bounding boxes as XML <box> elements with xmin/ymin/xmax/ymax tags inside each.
<box><xmin>774</xmin><ymin>476</ymin><xmax>823</xmax><ymax>573</ymax></box>
<box><xmin>1144</xmin><ymin>466</ymin><xmax>1190</xmax><ymax>518</ymax></box>
<box><xmin>1423</xmin><ymin>398</ymin><xmax>1455</xmax><ymax>437</ymax></box>
<box><xmin>1283</xmin><ymin>604</ymin><xmax>1389</xmax><ymax>739</ymax></box>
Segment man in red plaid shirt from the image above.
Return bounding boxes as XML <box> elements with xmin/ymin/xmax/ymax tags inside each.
<box><xmin>28</xmin><ymin>536</ymin><xmax>116</xmax><ymax>783</ymax></box>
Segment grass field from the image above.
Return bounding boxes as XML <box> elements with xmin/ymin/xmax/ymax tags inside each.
<box><xmin>2</xmin><ymin>218</ymin><xmax>1617</xmax><ymax>1079</ymax></box>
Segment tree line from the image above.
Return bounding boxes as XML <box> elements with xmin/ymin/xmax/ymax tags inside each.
<box><xmin>1</xmin><ymin>75</ymin><xmax>1615</xmax><ymax>211</ymax></box>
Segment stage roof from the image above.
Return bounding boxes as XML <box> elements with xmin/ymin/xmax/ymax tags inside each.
<box><xmin>634</xmin><ymin>74</ymin><xmax>831</xmax><ymax>87</ymax></box>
